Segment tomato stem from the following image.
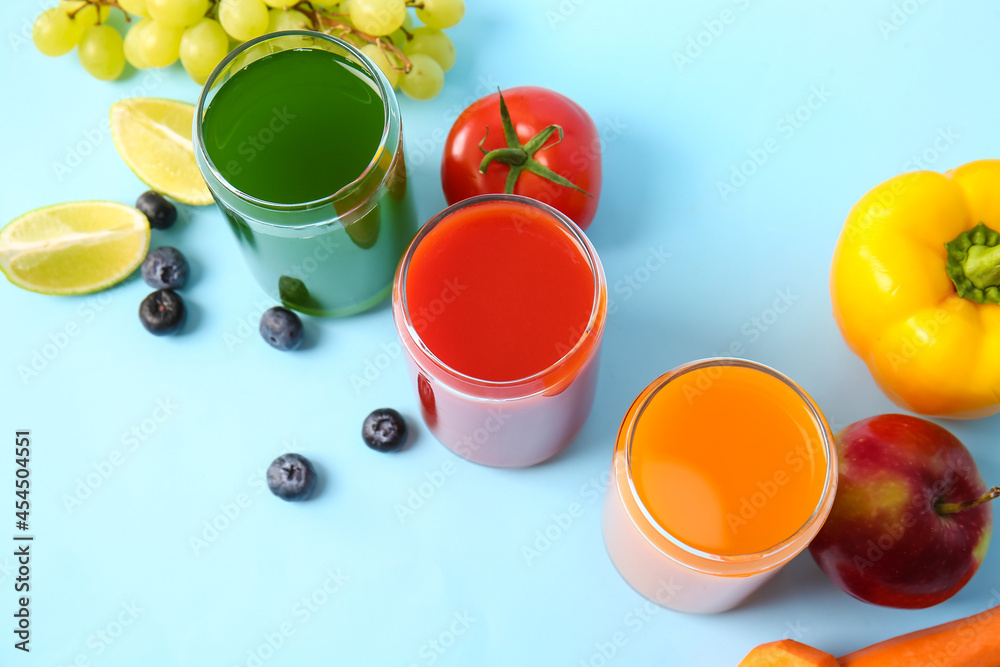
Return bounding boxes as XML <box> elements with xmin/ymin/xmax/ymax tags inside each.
<box><xmin>477</xmin><ymin>89</ymin><xmax>592</xmax><ymax>198</ymax></box>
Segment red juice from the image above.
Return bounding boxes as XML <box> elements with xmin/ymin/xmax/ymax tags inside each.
<box><xmin>393</xmin><ymin>195</ymin><xmax>608</xmax><ymax>468</ymax></box>
<box><xmin>405</xmin><ymin>201</ymin><xmax>595</xmax><ymax>381</ymax></box>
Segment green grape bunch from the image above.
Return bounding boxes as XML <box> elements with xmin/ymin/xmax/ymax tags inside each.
<box><xmin>31</xmin><ymin>0</ymin><xmax>465</xmax><ymax>99</ymax></box>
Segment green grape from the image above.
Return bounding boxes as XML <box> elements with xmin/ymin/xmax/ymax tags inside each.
<box><xmin>263</xmin><ymin>0</ymin><xmax>289</xmax><ymax>6</ymax></box>
<box><xmin>59</xmin><ymin>1</ymin><xmax>111</xmax><ymax>26</ymax></box>
<box><xmin>342</xmin><ymin>33</ymin><xmax>368</xmax><ymax>49</ymax></box>
<box><xmin>267</xmin><ymin>8</ymin><xmax>310</xmax><ymax>31</ymax></box>
<box><xmin>123</xmin><ymin>17</ymin><xmax>151</xmax><ymax>68</ymax></box>
<box><xmin>185</xmin><ymin>65</ymin><xmax>209</xmax><ymax>84</ymax></box>
<box><xmin>331</xmin><ymin>18</ymin><xmax>368</xmax><ymax>49</ymax></box>
<box><xmin>78</xmin><ymin>24</ymin><xmax>125</xmax><ymax>80</ymax></box>
<box><xmin>147</xmin><ymin>0</ymin><xmax>209</xmax><ymax>27</ymax></box>
<box><xmin>400</xmin><ymin>53</ymin><xmax>443</xmax><ymax>100</ymax></box>
<box><xmin>319</xmin><ymin>3</ymin><xmax>365</xmax><ymax>48</ymax></box>
<box><xmin>118</xmin><ymin>0</ymin><xmax>149</xmax><ymax>17</ymax></box>
<box><xmin>386</xmin><ymin>10</ymin><xmax>412</xmax><ymax>47</ymax></box>
<box><xmin>350</xmin><ymin>0</ymin><xmax>406</xmax><ymax>37</ymax></box>
<box><xmin>336</xmin><ymin>1</ymin><xmax>353</xmax><ymax>25</ymax></box>
<box><xmin>415</xmin><ymin>0</ymin><xmax>463</xmax><ymax>29</ymax></box>
<box><xmin>361</xmin><ymin>43</ymin><xmax>398</xmax><ymax>89</ymax></box>
<box><xmin>32</xmin><ymin>7</ymin><xmax>83</xmax><ymax>57</ymax></box>
<box><xmin>180</xmin><ymin>18</ymin><xmax>229</xmax><ymax>75</ymax></box>
<box><xmin>219</xmin><ymin>0</ymin><xmax>270</xmax><ymax>41</ymax></box>
<box><xmin>231</xmin><ymin>41</ymin><xmax>272</xmax><ymax>68</ymax></box>
<box><xmin>137</xmin><ymin>19</ymin><xmax>183</xmax><ymax>67</ymax></box>
<box><xmin>403</xmin><ymin>26</ymin><xmax>453</xmax><ymax>71</ymax></box>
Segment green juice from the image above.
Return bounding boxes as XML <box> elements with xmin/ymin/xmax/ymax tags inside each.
<box><xmin>203</xmin><ymin>48</ymin><xmax>384</xmax><ymax>204</ymax></box>
<box><xmin>196</xmin><ymin>36</ymin><xmax>417</xmax><ymax>316</ymax></box>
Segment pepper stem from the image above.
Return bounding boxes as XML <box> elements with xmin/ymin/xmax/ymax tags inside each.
<box><xmin>935</xmin><ymin>486</ymin><xmax>1000</xmax><ymax>515</ymax></box>
<box><xmin>963</xmin><ymin>244</ymin><xmax>1000</xmax><ymax>288</ymax></box>
<box><xmin>945</xmin><ymin>222</ymin><xmax>1000</xmax><ymax>304</ymax></box>
<box><xmin>478</xmin><ymin>89</ymin><xmax>592</xmax><ymax>198</ymax></box>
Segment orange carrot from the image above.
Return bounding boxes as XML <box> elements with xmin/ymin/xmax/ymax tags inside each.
<box><xmin>839</xmin><ymin>605</ymin><xmax>1000</xmax><ymax>667</ymax></box>
<box><xmin>737</xmin><ymin>639</ymin><xmax>839</xmax><ymax>667</ymax></box>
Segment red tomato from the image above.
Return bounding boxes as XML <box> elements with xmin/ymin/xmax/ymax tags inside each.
<box><xmin>441</xmin><ymin>86</ymin><xmax>602</xmax><ymax>230</ymax></box>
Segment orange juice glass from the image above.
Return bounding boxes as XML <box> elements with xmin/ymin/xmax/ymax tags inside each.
<box><xmin>602</xmin><ymin>358</ymin><xmax>837</xmax><ymax>613</ymax></box>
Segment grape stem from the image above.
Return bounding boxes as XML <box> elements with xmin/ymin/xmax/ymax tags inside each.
<box><xmin>66</xmin><ymin>0</ymin><xmax>132</xmax><ymax>24</ymax></box>
<box><xmin>293</xmin><ymin>1</ymin><xmax>415</xmax><ymax>73</ymax></box>
<box><xmin>405</xmin><ymin>1</ymin><xmax>426</xmax><ymax>8</ymax></box>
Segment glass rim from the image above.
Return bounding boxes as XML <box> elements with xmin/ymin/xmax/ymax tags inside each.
<box><xmin>622</xmin><ymin>357</ymin><xmax>837</xmax><ymax>565</ymax></box>
<box><xmin>394</xmin><ymin>194</ymin><xmax>607</xmax><ymax>391</ymax></box>
<box><xmin>193</xmin><ymin>30</ymin><xmax>395</xmax><ymax>218</ymax></box>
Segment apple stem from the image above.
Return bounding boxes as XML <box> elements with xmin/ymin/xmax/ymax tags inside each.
<box><xmin>936</xmin><ymin>486</ymin><xmax>1000</xmax><ymax>515</ymax></box>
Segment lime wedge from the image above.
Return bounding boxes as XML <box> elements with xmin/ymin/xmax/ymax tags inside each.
<box><xmin>110</xmin><ymin>97</ymin><xmax>213</xmax><ymax>206</ymax></box>
<box><xmin>0</xmin><ymin>201</ymin><xmax>150</xmax><ymax>295</ymax></box>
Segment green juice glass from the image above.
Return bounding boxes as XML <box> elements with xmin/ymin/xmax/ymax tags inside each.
<box><xmin>193</xmin><ymin>31</ymin><xmax>417</xmax><ymax>317</ymax></box>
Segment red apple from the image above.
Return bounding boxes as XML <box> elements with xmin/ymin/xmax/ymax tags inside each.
<box><xmin>808</xmin><ymin>414</ymin><xmax>998</xmax><ymax>608</ymax></box>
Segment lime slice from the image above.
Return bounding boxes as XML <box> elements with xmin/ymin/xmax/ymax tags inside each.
<box><xmin>0</xmin><ymin>201</ymin><xmax>150</xmax><ymax>295</ymax></box>
<box><xmin>110</xmin><ymin>97</ymin><xmax>213</xmax><ymax>206</ymax></box>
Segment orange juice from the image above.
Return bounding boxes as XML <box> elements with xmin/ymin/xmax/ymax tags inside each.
<box><xmin>602</xmin><ymin>359</ymin><xmax>837</xmax><ymax>613</ymax></box>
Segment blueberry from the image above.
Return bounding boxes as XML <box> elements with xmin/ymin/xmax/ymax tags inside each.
<box><xmin>362</xmin><ymin>408</ymin><xmax>408</xmax><ymax>453</ymax></box>
<box><xmin>266</xmin><ymin>453</ymin><xmax>317</xmax><ymax>501</ymax></box>
<box><xmin>259</xmin><ymin>306</ymin><xmax>303</xmax><ymax>350</ymax></box>
<box><xmin>136</xmin><ymin>191</ymin><xmax>177</xmax><ymax>230</ymax></box>
<box><xmin>139</xmin><ymin>289</ymin><xmax>185</xmax><ymax>335</ymax></box>
<box><xmin>141</xmin><ymin>246</ymin><xmax>189</xmax><ymax>290</ymax></box>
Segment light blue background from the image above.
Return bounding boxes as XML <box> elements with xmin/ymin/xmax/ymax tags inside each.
<box><xmin>2</xmin><ymin>1</ymin><xmax>1000</xmax><ymax>664</ymax></box>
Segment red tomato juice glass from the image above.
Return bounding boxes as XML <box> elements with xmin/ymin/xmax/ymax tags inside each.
<box><xmin>392</xmin><ymin>194</ymin><xmax>608</xmax><ymax>467</ymax></box>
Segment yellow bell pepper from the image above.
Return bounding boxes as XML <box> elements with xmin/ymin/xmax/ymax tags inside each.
<box><xmin>831</xmin><ymin>159</ymin><xmax>1000</xmax><ymax>418</ymax></box>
